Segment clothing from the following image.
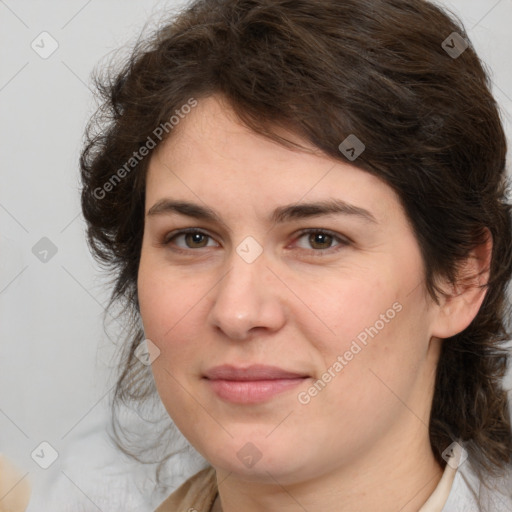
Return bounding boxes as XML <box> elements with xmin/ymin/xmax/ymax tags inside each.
<box><xmin>155</xmin><ymin>466</ymin><xmax>217</xmax><ymax>512</ymax></box>
<box><xmin>443</xmin><ymin>462</ymin><xmax>512</xmax><ymax>512</ymax></box>
<box><xmin>154</xmin><ymin>462</ymin><xmax>512</xmax><ymax>512</ymax></box>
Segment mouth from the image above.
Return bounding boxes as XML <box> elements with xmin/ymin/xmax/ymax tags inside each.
<box><xmin>203</xmin><ymin>364</ymin><xmax>310</xmax><ymax>404</ymax></box>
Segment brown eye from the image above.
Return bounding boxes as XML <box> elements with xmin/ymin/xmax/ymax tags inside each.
<box><xmin>293</xmin><ymin>229</ymin><xmax>350</xmax><ymax>255</ymax></box>
<box><xmin>163</xmin><ymin>229</ymin><xmax>218</xmax><ymax>250</ymax></box>
<box><xmin>308</xmin><ymin>232</ymin><xmax>334</xmax><ymax>250</ymax></box>
<box><xmin>183</xmin><ymin>232</ymin><xmax>209</xmax><ymax>248</ymax></box>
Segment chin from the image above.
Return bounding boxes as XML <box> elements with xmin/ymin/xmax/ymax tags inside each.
<box><xmin>203</xmin><ymin>436</ymin><xmax>318</xmax><ymax>484</ymax></box>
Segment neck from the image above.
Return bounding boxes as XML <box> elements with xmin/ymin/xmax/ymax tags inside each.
<box><xmin>214</xmin><ymin>422</ymin><xmax>444</xmax><ymax>512</ymax></box>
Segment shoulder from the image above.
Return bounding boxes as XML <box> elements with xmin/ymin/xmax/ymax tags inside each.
<box><xmin>154</xmin><ymin>466</ymin><xmax>217</xmax><ymax>512</ymax></box>
<box><xmin>443</xmin><ymin>462</ymin><xmax>512</xmax><ymax>512</ymax></box>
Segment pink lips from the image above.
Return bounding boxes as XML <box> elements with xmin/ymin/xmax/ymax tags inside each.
<box><xmin>203</xmin><ymin>364</ymin><xmax>309</xmax><ymax>404</ymax></box>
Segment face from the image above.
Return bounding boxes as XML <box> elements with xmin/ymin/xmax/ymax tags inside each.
<box><xmin>137</xmin><ymin>95</ymin><xmax>442</xmax><ymax>485</ymax></box>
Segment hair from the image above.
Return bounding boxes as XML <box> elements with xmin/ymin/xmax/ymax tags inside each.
<box><xmin>80</xmin><ymin>0</ymin><xmax>512</xmax><ymax>487</ymax></box>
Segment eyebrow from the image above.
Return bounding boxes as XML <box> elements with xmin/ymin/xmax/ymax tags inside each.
<box><xmin>147</xmin><ymin>198</ymin><xmax>378</xmax><ymax>225</ymax></box>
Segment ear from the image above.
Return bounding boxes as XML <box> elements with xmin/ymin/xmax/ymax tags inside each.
<box><xmin>430</xmin><ymin>229</ymin><xmax>492</xmax><ymax>339</ymax></box>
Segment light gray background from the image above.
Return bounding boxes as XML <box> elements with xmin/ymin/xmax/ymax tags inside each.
<box><xmin>1</xmin><ymin>0</ymin><xmax>511</xmax><ymax>510</ymax></box>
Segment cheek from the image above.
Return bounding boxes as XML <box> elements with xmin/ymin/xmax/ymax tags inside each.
<box><xmin>138</xmin><ymin>267</ymin><xmax>201</xmax><ymax>354</ymax></box>
<box><xmin>318</xmin><ymin>245</ymin><xmax>429</xmax><ymax>361</ymax></box>
<box><xmin>308</xmin><ymin>265</ymin><xmax>430</xmax><ymax>400</ymax></box>
<box><xmin>313</xmin><ymin>273</ymin><xmax>399</xmax><ymax>351</ymax></box>
<box><xmin>137</xmin><ymin>268</ymin><xmax>207</xmax><ymax>425</ymax></box>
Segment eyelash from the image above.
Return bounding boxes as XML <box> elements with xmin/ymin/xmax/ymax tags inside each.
<box><xmin>160</xmin><ymin>227</ymin><xmax>351</xmax><ymax>256</ymax></box>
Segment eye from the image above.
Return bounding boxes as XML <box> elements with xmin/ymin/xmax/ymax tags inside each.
<box><xmin>292</xmin><ymin>229</ymin><xmax>350</xmax><ymax>254</ymax></box>
<box><xmin>162</xmin><ymin>228</ymin><xmax>218</xmax><ymax>251</ymax></box>
<box><xmin>160</xmin><ymin>227</ymin><xmax>350</xmax><ymax>255</ymax></box>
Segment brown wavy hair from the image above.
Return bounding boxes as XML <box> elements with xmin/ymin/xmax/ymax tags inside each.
<box><xmin>80</xmin><ymin>0</ymin><xmax>512</xmax><ymax>486</ymax></box>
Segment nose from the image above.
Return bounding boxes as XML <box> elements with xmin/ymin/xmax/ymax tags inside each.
<box><xmin>207</xmin><ymin>247</ymin><xmax>287</xmax><ymax>341</ymax></box>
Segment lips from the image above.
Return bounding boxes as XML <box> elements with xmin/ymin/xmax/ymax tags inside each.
<box><xmin>203</xmin><ymin>364</ymin><xmax>310</xmax><ymax>404</ymax></box>
<box><xmin>203</xmin><ymin>364</ymin><xmax>309</xmax><ymax>381</ymax></box>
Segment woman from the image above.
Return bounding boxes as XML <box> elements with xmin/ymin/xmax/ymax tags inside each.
<box><xmin>80</xmin><ymin>0</ymin><xmax>512</xmax><ymax>510</ymax></box>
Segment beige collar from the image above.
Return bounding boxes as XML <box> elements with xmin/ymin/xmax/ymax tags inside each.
<box><xmin>418</xmin><ymin>462</ymin><xmax>457</xmax><ymax>512</ymax></box>
<box><xmin>211</xmin><ymin>462</ymin><xmax>456</xmax><ymax>512</ymax></box>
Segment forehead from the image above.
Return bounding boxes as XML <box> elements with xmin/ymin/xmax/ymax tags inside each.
<box><xmin>146</xmin><ymin>95</ymin><xmax>404</xmax><ymax>226</ymax></box>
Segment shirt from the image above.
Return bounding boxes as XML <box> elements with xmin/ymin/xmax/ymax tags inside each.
<box><xmin>154</xmin><ymin>461</ymin><xmax>512</xmax><ymax>512</ymax></box>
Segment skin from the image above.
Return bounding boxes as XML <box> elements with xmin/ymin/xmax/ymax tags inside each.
<box><xmin>137</xmin><ymin>94</ymin><xmax>490</xmax><ymax>512</ymax></box>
